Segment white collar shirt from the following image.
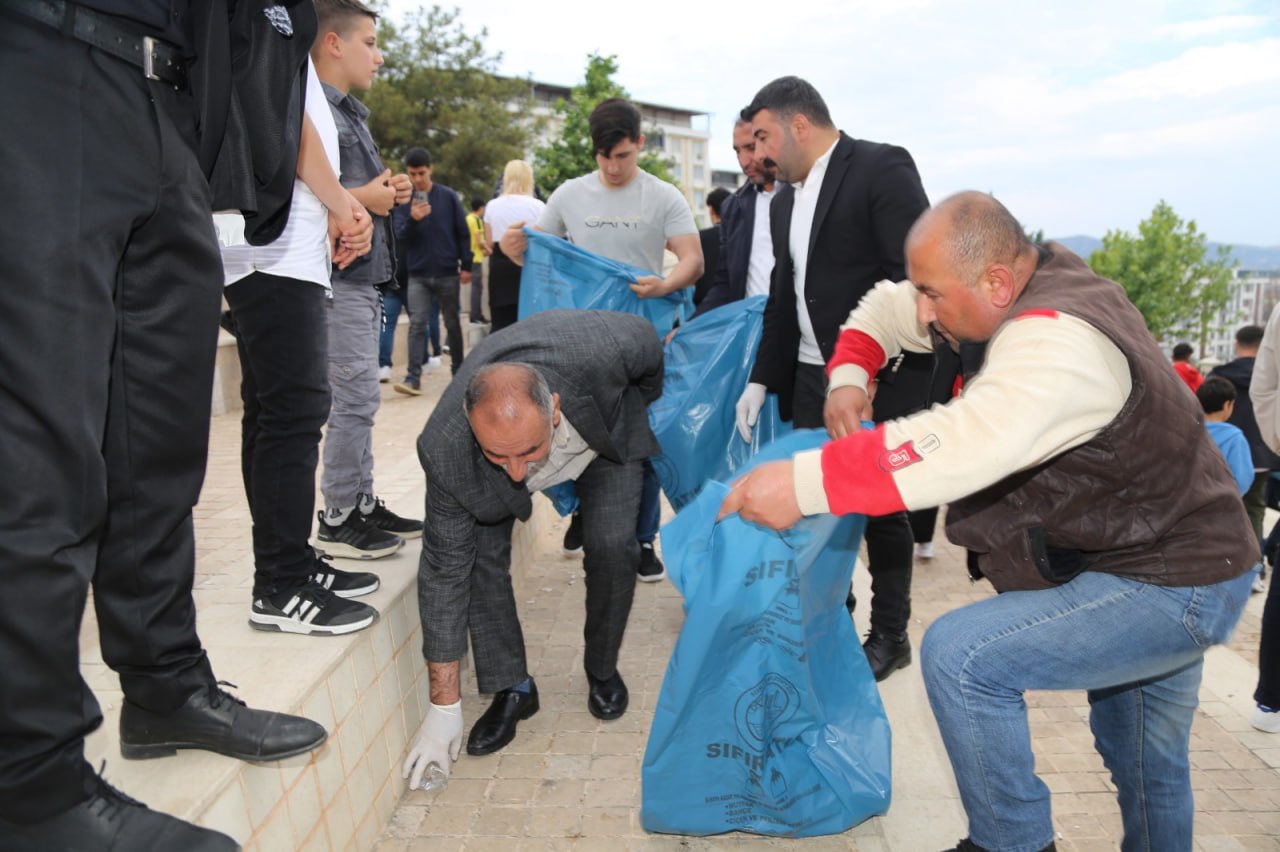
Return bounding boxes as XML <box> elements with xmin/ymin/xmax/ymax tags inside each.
<box><xmin>789</xmin><ymin>137</ymin><xmax>839</xmax><ymax>365</ymax></box>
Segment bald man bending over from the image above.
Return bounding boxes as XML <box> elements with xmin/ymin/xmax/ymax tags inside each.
<box><xmin>403</xmin><ymin>310</ymin><xmax>663</xmax><ymax>788</ymax></box>
<box><xmin>721</xmin><ymin>192</ymin><xmax>1257</xmax><ymax>852</ymax></box>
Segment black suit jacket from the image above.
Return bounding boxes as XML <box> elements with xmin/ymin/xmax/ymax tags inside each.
<box><xmin>748</xmin><ymin>133</ymin><xmax>929</xmax><ymax>420</ymax></box>
<box><xmin>691</xmin><ymin>179</ymin><xmax>761</xmax><ymax>319</ymax></box>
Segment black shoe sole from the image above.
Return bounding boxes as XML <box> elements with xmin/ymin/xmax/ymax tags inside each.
<box><xmin>466</xmin><ymin>697</ymin><xmax>539</xmax><ymax>756</ymax></box>
<box><xmin>120</xmin><ymin>729</ymin><xmax>328</xmax><ymax>762</ymax></box>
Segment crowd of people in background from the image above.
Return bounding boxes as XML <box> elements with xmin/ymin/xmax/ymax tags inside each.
<box><xmin>1</xmin><ymin>0</ymin><xmax>1274</xmax><ymax>850</ymax></box>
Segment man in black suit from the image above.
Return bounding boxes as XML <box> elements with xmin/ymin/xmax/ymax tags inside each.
<box><xmin>691</xmin><ymin>187</ymin><xmax>731</xmax><ymax>307</ymax></box>
<box><xmin>691</xmin><ymin>117</ymin><xmax>780</xmax><ymax>319</ymax></box>
<box><xmin>734</xmin><ymin>76</ymin><xmax>931</xmax><ymax>681</ymax></box>
<box><xmin>403</xmin><ymin>310</ymin><xmax>663</xmax><ymax>789</ymax></box>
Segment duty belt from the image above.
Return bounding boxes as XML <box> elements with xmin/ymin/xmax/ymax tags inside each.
<box><xmin>8</xmin><ymin>0</ymin><xmax>189</xmax><ymax>89</ymax></box>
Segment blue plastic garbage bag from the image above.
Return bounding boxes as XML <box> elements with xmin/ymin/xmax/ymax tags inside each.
<box><xmin>517</xmin><ymin>228</ymin><xmax>691</xmax><ymax>336</ymax></box>
<box><xmin>648</xmin><ymin>296</ymin><xmax>790</xmax><ymax>512</ymax></box>
<box><xmin>641</xmin><ymin>430</ymin><xmax>890</xmax><ymax>837</ymax></box>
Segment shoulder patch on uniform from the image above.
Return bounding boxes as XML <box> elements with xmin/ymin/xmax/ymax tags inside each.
<box><xmin>878</xmin><ymin>440</ymin><xmax>923</xmax><ymax>473</ymax></box>
<box><xmin>1016</xmin><ymin>309</ymin><xmax>1059</xmax><ymax>320</ymax></box>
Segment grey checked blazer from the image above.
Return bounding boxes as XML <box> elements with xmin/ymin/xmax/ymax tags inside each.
<box><xmin>416</xmin><ymin>310</ymin><xmax>663</xmax><ymax>666</ymax></box>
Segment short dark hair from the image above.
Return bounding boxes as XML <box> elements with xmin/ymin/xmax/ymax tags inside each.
<box><xmin>741</xmin><ymin>76</ymin><xmax>834</xmax><ymax>129</ymax></box>
<box><xmin>314</xmin><ymin>0</ymin><xmax>377</xmax><ymax>39</ymax></box>
<box><xmin>589</xmin><ymin>98</ymin><xmax>643</xmax><ymax>155</ymax></box>
<box><xmin>706</xmin><ymin>187</ymin><xmax>731</xmax><ymax>216</ymax></box>
<box><xmin>1237</xmin><ymin>325</ymin><xmax>1264</xmax><ymax>348</ymax></box>
<box><xmin>1172</xmin><ymin>342</ymin><xmax>1195</xmax><ymax>361</ymax></box>
<box><xmin>471</xmin><ymin>197</ymin><xmax>486</xmax><ymax>212</ymax></box>
<box><xmin>1197</xmin><ymin>375</ymin><xmax>1236</xmax><ymax>414</ymax></box>
<box><xmin>404</xmin><ymin>147</ymin><xmax>432</xmax><ymax>168</ymax></box>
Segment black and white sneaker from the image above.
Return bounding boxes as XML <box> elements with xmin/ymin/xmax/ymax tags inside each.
<box><xmin>315</xmin><ymin>510</ymin><xmax>403</xmax><ymax>560</ymax></box>
<box><xmin>310</xmin><ymin>552</ymin><xmax>379</xmax><ymax>598</ymax></box>
<box><xmin>638</xmin><ymin>542</ymin><xmax>666</xmax><ymax>583</ymax></box>
<box><xmin>361</xmin><ymin>497</ymin><xmax>423</xmax><ymax>539</ymax></box>
<box><xmin>250</xmin><ymin>583</ymin><xmax>378</xmax><ymax>635</ymax></box>
<box><xmin>563</xmin><ymin>511</ymin><xmax>584</xmax><ymax>553</ymax></box>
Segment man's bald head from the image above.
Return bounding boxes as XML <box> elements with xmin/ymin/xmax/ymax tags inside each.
<box><xmin>464</xmin><ymin>363</ymin><xmax>560</xmax><ymax>482</ymax></box>
<box><xmin>464</xmin><ymin>363</ymin><xmax>554</xmax><ymax>422</ymax></box>
<box><xmin>908</xmin><ymin>191</ymin><xmax>1032</xmax><ymax>285</ymax></box>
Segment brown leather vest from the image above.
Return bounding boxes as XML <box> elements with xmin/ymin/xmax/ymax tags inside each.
<box><xmin>945</xmin><ymin>244</ymin><xmax>1256</xmax><ymax>592</ymax></box>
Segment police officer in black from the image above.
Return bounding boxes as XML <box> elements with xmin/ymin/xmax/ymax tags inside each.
<box><xmin>0</xmin><ymin>2</ymin><xmax>336</xmax><ymax>848</ymax></box>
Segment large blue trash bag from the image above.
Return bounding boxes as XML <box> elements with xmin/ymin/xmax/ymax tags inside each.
<box><xmin>641</xmin><ymin>430</ymin><xmax>890</xmax><ymax>837</ymax></box>
<box><xmin>648</xmin><ymin>296</ymin><xmax>790</xmax><ymax>512</ymax></box>
<box><xmin>517</xmin><ymin>228</ymin><xmax>691</xmax><ymax>336</ymax></box>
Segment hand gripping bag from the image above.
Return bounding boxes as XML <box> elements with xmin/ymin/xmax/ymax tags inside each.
<box><xmin>641</xmin><ymin>430</ymin><xmax>891</xmax><ymax>837</ymax></box>
<box><xmin>517</xmin><ymin>229</ymin><xmax>691</xmax><ymax>336</ymax></box>
<box><xmin>648</xmin><ymin>296</ymin><xmax>790</xmax><ymax>512</ymax></box>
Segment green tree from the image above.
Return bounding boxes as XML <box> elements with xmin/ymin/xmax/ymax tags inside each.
<box><xmin>533</xmin><ymin>53</ymin><xmax>677</xmax><ymax>198</ymax></box>
<box><xmin>363</xmin><ymin>5</ymin><xmax>533</xmax><ymax>207</ymax></box>
<box><xmin>1088</xmin><ymin>200</ymin><xmax>1236</xmax><ymax>350</ymax></box>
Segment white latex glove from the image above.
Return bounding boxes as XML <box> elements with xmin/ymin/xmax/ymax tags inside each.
<box><xmin>735</xmin><ymin>382</ymin><xmax>767</xmax><ymax>442</ymax></box>
<box><xmin>402</xmin><ymin>700</ymin><xmax>463</xmax><ymax>790</ymax></box>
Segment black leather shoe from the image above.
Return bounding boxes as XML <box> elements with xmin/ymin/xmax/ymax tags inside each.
<box><xmin>0</xmin><ymin>768</ymin><xmax>238</xmax><ymax>851</ymax></box>
<box><xmin>863</xmin><ymin>631</ymin><xmax>912</xmax><ymax>682</ymax></box>
<box><xmin>587</xmin><ymin>670</ymin><xmax>629</xmax><ymax>720</ymax></box>
<box><xmin>120</xmin><ymin>683</ymin><xmax>327</xmax><ymax>762</ymax></box>
<box><xmin>467</xmin><ymin>684</ymin><xmax>540</xmax><ymax>756</ymax></box>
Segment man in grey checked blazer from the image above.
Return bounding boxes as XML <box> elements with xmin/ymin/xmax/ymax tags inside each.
<box><xmin>402</xmin><ymin>310</ymin><xmax>663</xmax><ymax>786</ymax></box>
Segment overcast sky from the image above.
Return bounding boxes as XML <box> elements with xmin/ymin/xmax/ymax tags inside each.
<box><xmin>387</xmin><ymin>0</ymin><xmax>1278</xmax><ymax>246</ymax></box>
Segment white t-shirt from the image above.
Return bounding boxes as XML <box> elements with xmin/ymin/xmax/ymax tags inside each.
<box><xmin>537</xmin><ymin>170</ymin><xmax>696</xmax><ymax>275</ymax></box>
<box><xmin>220</xmin><ymin>57</ymin><xmax>338</xmax><ymax>289</ymax></box>
<box><xmin>485</xmin><ymin>194</ymin><xmax>546</xmax><ymax>242</ymax></box>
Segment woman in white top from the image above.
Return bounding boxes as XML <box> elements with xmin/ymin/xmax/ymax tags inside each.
<box><xmin>483</xmin><ymin>160</ymin><xmax>546</xmax><ymax>331</ymax></box>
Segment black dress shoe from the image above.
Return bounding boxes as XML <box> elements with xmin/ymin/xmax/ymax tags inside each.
<box><xmin>0</xmin><ymin>768</ymin><xmax>238</xmax><ymax>851</ymax></box>
<box><xmin>863</xmin><ymin>631</ymin><xmax>912</xmax><ymax>682</ymax></box>
<box><xmin>943</xmin><ymin>839</ymin><xmax>1057</xmax><ymax>852</ymax></box>
<box><xmin>587</xmin><ymin>670</ymin><xmax>628</xmax><ymax>720</ymax></box>
<box><xmin>467</xmin><ymin>684</ymin><xmax>540</xmax><ymax>756</ymax></box>
<box><xmin>120</xmin><ymin>683</ymin><xmax>327</xmax><ymax>762</ymax></box>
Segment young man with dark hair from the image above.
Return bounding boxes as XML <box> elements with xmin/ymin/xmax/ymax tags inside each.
<box><xmin>392</xmin><ymin>145</ymin><xmax>473</xmax><ymax>394</ymax></box>
<box><xmin>311</xmin><ymin>0</ymin><xmax>424</xmax><ymax>571</ymax></box>
<box><xmin>734</xmin><ymin>75</ymin><xmax>935</xmax><ymax>681</ymax></box>
<box><xmin>500</xmin><ymin>97</ymin><xmax>704</xmax><ymax>584</ymax></box>
<box><xmin>691</xmin><ymin>187</ymin><xmax>731</xmax><ymax>307</ymax></box>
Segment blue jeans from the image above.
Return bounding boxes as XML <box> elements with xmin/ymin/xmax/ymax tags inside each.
<box><xmin>378</xmin><ymin>287</ymin><xmax>438</xmax><ymax>370</ymax></box>
<box><xmin>921</xmin><ymin>566</ymin><xmax>1256</xmax><ymax>852</ymax></box>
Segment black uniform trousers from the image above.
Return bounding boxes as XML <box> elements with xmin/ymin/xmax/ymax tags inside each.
<box><xmin>792</xmin><ymin>363</ymin><xmax>913</xmax><ymax>637</ymax></box>
<box><xmin>0</xmin><ymin>15</ymin><xmax>219</xmax><ymax>822</ymax></box>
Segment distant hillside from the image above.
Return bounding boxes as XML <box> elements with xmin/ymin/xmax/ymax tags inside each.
<box><xmin>1051</xmin><ymin>235</ymin><xmax>1280</xmax><ymax>271</ymax></box>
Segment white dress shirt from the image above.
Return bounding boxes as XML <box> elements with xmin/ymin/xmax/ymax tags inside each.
<box><xmin>789</xmin><ymin>138</ymin><xmax>840</xmax><ymax>366</ymax></box>
<box><xmin>745</xmin><ymin>185</ymin><xmax>776</xmax><ymax>298</ymax></box>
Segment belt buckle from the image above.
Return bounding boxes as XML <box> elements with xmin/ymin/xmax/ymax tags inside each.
<box><xmin>142</xmin><ymin>35</ymin><xmax>160</xmax><ymax>81</ymax></box>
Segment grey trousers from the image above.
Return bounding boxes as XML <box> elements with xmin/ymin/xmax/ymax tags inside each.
<box><xmin>321</xmin><ymin>281</ymin><xmax>382</xmax><ymax>510</ymax></box>
<box><xmin>462</xmin><ymin>457</ymin><xmax>643</xmax><ymax>693</ymax></box>
<box><xmin>407</xmin><ymin>274</ymin><xmax>463</xmax><ymax>377</ymax></box>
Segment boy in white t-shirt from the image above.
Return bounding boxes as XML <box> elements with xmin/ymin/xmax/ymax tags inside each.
<box><xmin>221</xmin><ymin>57</ymin><xmax>382</xmax><ymax>637</ymax></box>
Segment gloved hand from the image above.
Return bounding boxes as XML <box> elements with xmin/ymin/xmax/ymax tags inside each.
<box><xmin>402</xmin><ymin>700</ymin><xmax>463</xmax><ymax>790</ymax></box>
<box><xmin>735</xmin><ymin>382</ymin><xmax>767</xmax><ymax>442</ymax></box>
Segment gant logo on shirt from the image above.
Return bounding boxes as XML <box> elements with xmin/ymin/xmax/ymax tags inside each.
<box><xmin>879</xmin><ymin>440</ymin><xmax>923</xmax><ymax>473</ymax></box>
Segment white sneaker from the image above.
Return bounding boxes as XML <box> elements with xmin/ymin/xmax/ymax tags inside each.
<box><xmin>428</xmin><ymin>355</ymin><xmax>443</xmax><ymax>369</ymax></box>
<box><xmin>1253</xmin><ymin>574</ymin><xmax>1266</xmax><ymax>594</ymax></box>
<box><xmin>378</xmin><ymin>365</ymin><xmax>391</xmax><ymax>383</ymax></box>
<box><xmin>915</xmin><ymin>542</ymin><xmax>935</xmax><ymax>560</ymax></box>
<box><xmin>1252</xmin><ymin>704</ymin><xmax>1280</xmax><ymax>733</ymax></box>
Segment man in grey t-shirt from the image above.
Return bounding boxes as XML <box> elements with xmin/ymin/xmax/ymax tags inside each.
<box><xmin>500</xmin><ymin>98</ymin><xmax>702</xmax><ymax>585</ymax></box>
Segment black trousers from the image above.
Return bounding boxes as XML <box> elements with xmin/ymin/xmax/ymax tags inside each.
<box><xmin>792</xmin><ymin>363</ymin><xmax>913</xmax><ymax>637</ymax></box>
<box><xmin>224</xmin><ymin>273</ymin><xmax>332</xmax><ymax>597</ymax></box>
<box><xmin>0</xmin><ymin>16</ymin><xmax>218</xmax><ymax>822</ymax></box>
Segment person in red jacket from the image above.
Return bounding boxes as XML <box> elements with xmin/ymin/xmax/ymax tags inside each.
<box><xmin>1171</xmin><ymin>341</ymin><xmax>1204</xmax><ymax>391</ymax></box>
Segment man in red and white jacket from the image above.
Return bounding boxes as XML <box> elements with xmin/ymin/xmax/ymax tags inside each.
<box><xmin>720</xmin><ymin>191</ymin><xmax>1257</xmax><ymax>852</ymax></box>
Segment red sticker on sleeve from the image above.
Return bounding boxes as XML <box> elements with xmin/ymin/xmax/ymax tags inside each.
<box><xmin>878</xmin><ymin>440</ymin><xmax>922</xmax><ymax>473</ymax></box>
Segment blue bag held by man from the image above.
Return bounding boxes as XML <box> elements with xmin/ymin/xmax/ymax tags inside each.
<box><xmin>641</xmin><ymin>430</ymin><xmax>890</xmax><ymax>837</ymax></box>
<box><xmin>648</xmin><ymin>295</ymin><xmax>789</xmax><ymax>512</ymax></box>
<box><xmin>517</xmin><ymin>228</ymin><xmax>690</xmax><ymax>336</ymax></box>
